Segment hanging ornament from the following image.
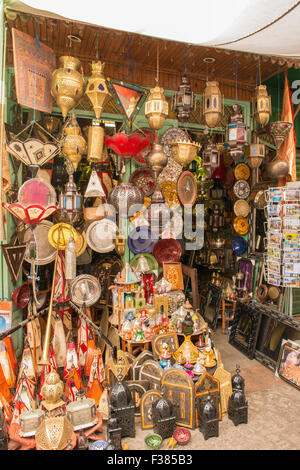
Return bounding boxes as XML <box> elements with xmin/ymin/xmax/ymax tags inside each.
<box><xmin>84</xmin><ymin>170</ymin><xmax>106</xmax><ymax>198</ymax></box>
<box><xmin>226</xmin><ymin>104</ymin><xmax>248</xmax><ymax>163</ymax></box>
<box><xmin>77</xmin><ymin>309</ymin><xmax>92</xmax><ymax>368</ymax></box>
<box><xmin>62</xmin><ymin>113</ymin><xmax>86</xmax><ymax>171</ymax></box>
<box><xmin>63</xmin><ymin>340</ymin><xmax>81</xmax><ymax>380</ymax></box>
<box><xmin>58</xmin><ymin>173</ymin><xmax>83</xmax><ymax>225</ymax></box>
<box><xmin>51</xmin><ymin>56</ymin><xmax>84</xmax><ymax>120</ymax></box>
<box><xmin>38</xmin><ymin>347</ymin><xmax>58</xmax><ymax>400</ymax></box>
<box><xmin>145</xmin><ymin>141</ymin><xmax>168</xmax><ymax>181</ymax></box>
<box><xmin>17</xmin><ymin>347</ymin><xmax>37</xmax><ymax>384</ymax></box>
<box><xmin>85</xmin><ymin>61</ymin><xmax>111</xmax><ymax>119</ymax></box>
<box><xmin>64</xmin><ymin>366</ymin><xmax>85</xmax><ymax>402</ymax></box>
<box><xmin>169</xmin><ymin>140</ymin><xmax>201</xmax><ymax>168</ymax></box>
<box><xmin>245</xmin><ymin>132</ymin><xmax>265</xmax><ymax>169</ymax></box>
<box><xmin>145</xmin><ymin>86</ymin><xmax>169</xmax><ymax>130</ymax></box>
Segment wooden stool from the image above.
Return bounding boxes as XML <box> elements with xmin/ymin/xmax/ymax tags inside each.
<box><xmin>222</xmin><ymin>299</ymin><xmax>236</xmax><ymax>335</ymax></box>
<box><xmin>121</xmin><ymin>339</ymin><xmax>151</xmax><ymax>357</ymax></box>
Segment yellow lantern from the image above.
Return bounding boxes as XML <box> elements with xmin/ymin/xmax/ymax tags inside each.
<box><xmin>145</xmin><ymin>86</ymin><xmax>169</xmax><ymax>130</ymax></box>
<box><xmin>203</xmin><ymin>81</ymin><xmax>223</xmax><ymax>128</ymax></box>
<box><xmin>253</xmin><ymin>84</ymin><xmax>271</xmax><ymax>127</ymax></box>
<box><xmin>87</xmin><ymin>120</ymin><xmax>105</xmax><ymax>164</ymax></box>
<box><xmin>85</xmin><ymin>61</ymin><xmax>111</xmax><ymax>119</ymax></box>
<box><xmin>62</xmin><ymin>113</ymin><xmax>86</xmax><ymax>171</ymax></box>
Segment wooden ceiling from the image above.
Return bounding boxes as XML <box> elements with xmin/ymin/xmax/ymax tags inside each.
<box><xmin>5</xmin><ymin>9</ymin><xmax>300</xmax><ymax>102</ymax></box>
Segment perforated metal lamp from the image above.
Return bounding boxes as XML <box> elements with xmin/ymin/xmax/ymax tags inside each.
<box><xmin>226</xmin><ymin>104</ymin><xmax>248</xmax><ymax>163</ymax></box>
<box><xmin>173</xmin><ymin>75</ymin><xmax>194</xmax><ymax>122</ymax></box>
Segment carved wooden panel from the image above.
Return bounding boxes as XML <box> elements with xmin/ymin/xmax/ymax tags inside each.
<box><xmin>132</xmin><ymin>350</ymin><xmax>153</xmax><ymax>381</ymax></box>
<box><xmin>139</xmin><ymin>360</ymin><xmax>163</xmax><ymax>390</ymax></box>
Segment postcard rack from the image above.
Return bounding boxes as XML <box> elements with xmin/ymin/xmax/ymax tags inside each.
<box><xmin>264</xmin><ymin>183</ymin><xmax>300</xmax><ymax>288</ymax></box>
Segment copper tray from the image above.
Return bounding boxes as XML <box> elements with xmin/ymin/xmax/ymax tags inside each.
<box><xmin>177</xmin><ymin>171</ymin><xmax>197</xmax><ymax>207</ymax></box>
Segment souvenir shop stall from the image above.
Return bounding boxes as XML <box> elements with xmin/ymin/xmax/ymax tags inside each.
<box><xmin>0</xmin><ymin>0</ymin><xmax>299</xmax><ymax>451</ymax></box>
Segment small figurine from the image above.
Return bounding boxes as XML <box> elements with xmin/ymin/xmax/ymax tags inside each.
<box><xmin>182</xmin><ymin>311</ymin><xmax>194</xmax><ymax>335</ymax></box>
<box><xmin>159</xmin><ymin>342</ymin><xmax>171</xmax><ymax>369</ymax></box>
<box><xmin>193</xmin><ymin>356</ymin><xmax>206</xmax><ymax>376</ymax></box>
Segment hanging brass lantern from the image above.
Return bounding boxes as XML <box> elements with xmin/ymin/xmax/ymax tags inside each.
<box><xmin>145</xmin><ymin>86</ymin><xmax>169</xmax><ymax>130</ymax></box>
<box><xmin>145</xmin><ymin>141</ymin><xmax>168</xmax><ymax>180</ymax></box>
<box><xmin>51</xmin><ymin>56</ymin><xmax>84</xmax><ymax>120</ymax></box>
<box><xmin>85</xmin><ymin>61</ymin><xmax>111</xmax><ymax>119</ymax></box>
<box><xmin>253</xmin><ymin>84</ymin><xmax>271</xmax><ymax>128</ymax></box>
<box><xmin>203</xmin><ymin>81</ymin><xmax>223</xmax><ymax>128</ymax></box>
<box><xmin>62</xmin><ymin>113</ymin><xmax>86</xmax><ymax>171</ymax></box>
<box><xmin>87</xmin><ymin>120</ymin><xmax>105</xmax><ymax>164</ymax></box>
<box><xmin>173</xmin><ymin>75</ymin><xmax>194</xmax><ymax>122</ymax></box>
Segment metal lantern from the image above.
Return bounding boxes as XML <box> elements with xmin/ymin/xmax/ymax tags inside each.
<box><xmin>173</xmin><ymin>75</ymin><xmax>194</xmax><ymax>122</ymax></box>
<box><xmin>169</xmin><ymin>140</ymin><xmax>201</xmax><ymax>168</ymax></box>
<box><xmin>197</xmin><ymin>394</ymin><xmax>219</xmax><ymax>440</ymax></box>
<box><xmin>62</xmin><ymin>113</ymin><xmax>86</xmax><ymax>171</ymax></box>
<box><xmin>227</xmin><ymin>104</ymin><xmax>248</xmax><ymax>163</ymax></box>
<box><xmin>152</xmin><ymin>396</ymin><xmax>176</xmax><ymax>439</ymax></box>
<box><xmin>202</xmin><ymin>142</ymin><xmax>220</xmax><ymax>176</ymax></box>
<box><xmin>203</xmin><ymin>81</ymin><xmax>223</xmax><ymax>128</ymax></box>
<box><xmin>58</xmin><ymin>173</ymin><xmax>83</xmax><ymax>224</ymax></box>
<box><xmin>253</xmin><ymin>84</ymin><xmax>271</xmax><ymax>127</ymax></box>
<box><xmin>109</xmin><ymin>379</ymin><xmax>135</xmax><ymax>438</ymax></box>
<box><xmin>245</xmin><ymin>135</ymin><xmax>265</xmax><ymax>169</ymax></box>
<box><xmin>108</xmin><ymin>182</ymin><xmax>144</xmax><ymax>218</ymax></box>
<box><xmin>228</xmin><ymin>365</ymin><xmax>248</xmax><ymax>426</ymax></box>
<box><xmin>145</xmin><ymin>86</ymin><xmax>169</xmax><ymax>130</ymax></box>
<box><xmin>85</xmin><ymin>61</ymin><xmax>111</xmax><ymax>119</ymax></box>
<box><xmin>66</xmin><ymin>394</ymin><xmax>98</xmax><ymax>431</ymax></box>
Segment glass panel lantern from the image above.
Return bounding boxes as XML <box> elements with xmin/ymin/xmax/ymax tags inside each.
<box><xmin>253</xmin><ymin>84</ymin><xmax>271</xmax><ymax>128</ymax></box>
<box><xmin>245</xmin><ymin>136</ymin><xmax>265</xmax><ymax>169</ymax></box>
<box><xmin>226</xmin><ymin>104</ymin><xmax>248</xmax><ymax>163</ymax></box>
<box><xmin>173</xmin><ymin>75</ymin><xmax>194</xmax><ymax>122</ymax></box>
<box><xmin>203</xmin><ymin>81</ymin><xmax>223</xmax><ymax>128</ymax></box>
<box><xmin>145</xmin><ymin>86</ymin><xmax>169</xmax><ymax>130</ymax></box>
<box><xmin>58</xmin><ymin>173</ymin><xmax>83</xmax><ymax>224</ymax></box>
<box><xmin>202</xmin><ymin>142</ymin><xmax>220</xmax><ymax>176</ymax></box>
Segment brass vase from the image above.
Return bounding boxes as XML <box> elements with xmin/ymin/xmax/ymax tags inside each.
<box><xmin>145</xmin><ymin>142</ymin><xmax>168</xmax><ymax>180</ymax></box>
<box><xmin>51</xmin><ymin>56</ymin><xmax>84</xmax><ymax>120</ymax></box>
<box><xmin>85</xmin><ymin>61</ymin><xmax>111</xmax><ymax>119</ymax></box>
<box><xmin>62</xmin><ymin>113</ymin><xmax>86</xmax><ymax>171</ymax></box>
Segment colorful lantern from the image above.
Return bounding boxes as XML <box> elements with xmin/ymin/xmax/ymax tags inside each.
<box><xmin>226</xmin><ymin>104</ymin><xmax>248</xmax><ymax>163</ymax></box>
<box><xmin>105</xmin><ymin>132</ymin><xmax>150</xmax><ymax>160</ymax></box>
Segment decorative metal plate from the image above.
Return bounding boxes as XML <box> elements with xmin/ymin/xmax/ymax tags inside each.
<box><xmin>70</xmin><ymin>274</ymin><xmax>101</xmax><ymax>307</ymax></box>
<box><xmin>233</xmin><ymin>199</ymin><xmax>250</xmax><ymax>217</ymax></box>
<box><xmin>234</xmin><ymin>163</ymin><xmax>250</xmax><ymax>181</ymax></box>
<box><xmin>177</xmin><ymin>171</ymin><xmax>197</xmax><ymax>207</ymax></box>
<box><xmin>86</xmin><ymin>219</ymin><xmax>118</xmax><ymax>253</ymax></box>
<box><xmin>23</xmin><ymin>220</ymin><xmax>56</xmax><ymax>265</ymax></box>
<box><xmin>233</xmin><ymin>216</ymin><xmax>249</xmax><ymax>235</ymax></box>
<box><xmin>233</xmin><ymin>179</ymin><xmax>250</xmax><ymax>199</ymax></box>
<box><xmin>129</xmin><ymin>168</ymin><xmax>156</xmax><ymax>197</ymax></box>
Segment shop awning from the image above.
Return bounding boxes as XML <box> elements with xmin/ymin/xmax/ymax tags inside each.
<box><xmin>4</xmin><ymin>0</ymin><xmax>300</xmax><ymax>57</ymax></box>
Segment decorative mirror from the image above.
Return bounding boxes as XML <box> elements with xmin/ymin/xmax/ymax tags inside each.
<box><xmin>202</xmin><ymin>284</ymin><xmax>222</xmax><ymax>330</ymax></box>
<box><xmin>254</xmin><ymin>304</ymin><xmax>300</xmax><ymax>371</ymax></box>
<box><xmin>229</xmin><ymin>301</ymin><xmax>262</xmax><ymax>359</ymax></box>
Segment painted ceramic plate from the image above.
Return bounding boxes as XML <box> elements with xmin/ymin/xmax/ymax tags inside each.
<box><xmin>233</xmin><ymin>180</ymin><xmax>250</xmax><ymax>199</ymax></box>
<box><xmin>152</xmin><ymin>238</ymin><xmax>182</xmax><ymax>267</ymax></box>
<box><xmin>233</xmin><ymin>216</ymin><xmax>249</xmax><ymax>235</ymax></box>
<box><xmin>234</xmin><ymin>163</ymin><xmax>250</xmax><ymax>181</ymax></box>
<box><xmin>128</xmin><ymin>225</ymin><xmax>158</xmax><ymax>255</ymax></box>
<box><xmin>86</xmin><ymin>219</ymin><xmax>118</xmax><ymax>253</ymax></box>
<box><xmin>232</xmin><ymin>236</ymin><xmax>247</xmax><ymax>255</ymax></box>
<box><xmin>48</xmin><ymin>223</ymin><xmax>79</xmax><ymax>250</ymax></box>
<box><xmin>177</xmin><ymin>171</ymin><xmax>197</xmax><ymax>207</ymax></box>
<box><xmin>129</xmin><ymin>167</ymin><xmax>156</xmax><ymax>196</ymax></box>
<box><xmin>233</xmin><ymin>199</ymin><xmax>250</xmax><ymax>217</ymax></box>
